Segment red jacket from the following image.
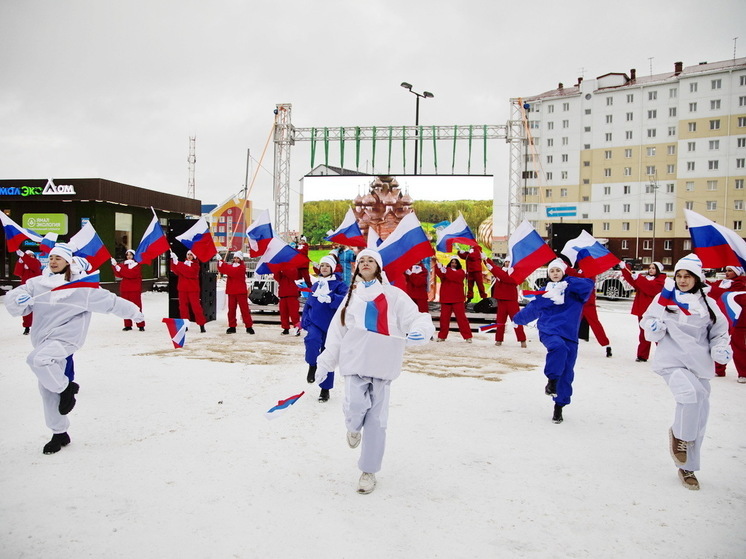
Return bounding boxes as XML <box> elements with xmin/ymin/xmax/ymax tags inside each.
<box><xmin>707</xmin><ymin>276</ymin><xmax>746</xmax><ymax>319</ymax></box>
<box><xmin>113</xmin><ymin>261</ymin><xmax>143</xmax><ymax>293</ymax></box>
<box><xmin>621</xmin><ymin>267</ymin><xmax>666</xmax><ymax>317</ymax></box>
<box><xmin>405</xmin><ymin>267</ymin><xmax>429</xmax><ymax>301</ymax></box>
<box><xmin>14</xmin><ymin>254</ymin><xmax>42</xmax><ymax>284</ymax></box>
<box><xmin>457</xmin><ymin>247</ymin><xmax>483</xmax><ymax>273</ymax></box>
<box><xmin>171</xmin><ymin>261</ymin><xmax>201</xmax><ymax>292</ymax></box>
<box><xmin>275</xmin><ymin>266</ymin><xmax>300</xmax><ymax>298</ymax></box>
<box><xmin>435</xmin><ymin>265</ymin><xmax>466</xmax><ymax>303</ymax></box>
<box><xmin>218</xmin><ymin>261</ymin><xmax>248</xmax><ymax>295</ymax></box>
<box><xmin>484</xmin><ymin>260</ymin><xmax>520</xmax><ymax>301</ymax></box>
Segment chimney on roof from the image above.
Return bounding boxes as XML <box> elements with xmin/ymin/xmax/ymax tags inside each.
<box><xmin>674</xmin><ymin>61</ymin><xmax>683</xmax><ymax>75</ymax></box>
<box><xmin>558</xmin><ymin>82</ymin><xmax>564</xmax><ymax>90</ymax></box>
<box><xmin>576</xmin><ymin>77</ymin><xmax>583</xmax><ymax>86</ymax></box>
<box><xmin>630</xmin><ymin>68</ymin><xmax>636</xmax><ymax>81</ymax></box>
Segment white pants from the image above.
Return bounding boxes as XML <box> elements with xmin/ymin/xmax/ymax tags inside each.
<box><xmin>27</xmin><ymin>341</ymin><xmax>74</xmax><ymax>433</ymax></box>
<box><xmin>659</xmin><ymin>368</ymin><xmax>711</xmax><ymax>471</ymax></box>
<box><xmin>343</xmin><ymin>375</ymin><xmax>391</xmax><ymax>474</ymax></box>
<box><xmin>39</xmin><ymin>382</ymin><xmax>70</xmax><ymax>433</ymax></box>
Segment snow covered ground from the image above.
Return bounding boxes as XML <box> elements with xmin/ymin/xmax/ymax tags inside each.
<box><xmin>1</xmin><ymin>291</ymin><xmax>744</xmax><ymax>559</ymax></box>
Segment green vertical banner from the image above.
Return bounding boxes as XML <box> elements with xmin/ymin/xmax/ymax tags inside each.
<box><xmin>324</xmin><ymin>128</ymin><xmax>329</xmax><ymax>167</ymax></box>
<box><xmin>467</xmin><ymin>125</ymin><xmax>473</xmax><ymax>174</ymax></box>
<box><xmin>452</xmin><ymin>125</ymin><xmax>457</xmax><ymax>174</ymax></box>
<box><xmin>387</xmin><ymin>126</ymin><xmax>393</xmax><ymax>174</ymax></box>
<box><xmin>372</xmin><ymin>126</ymin><xmax>377</xmax><ymax>172</ymax></box>
<box><xmin>432</xmin><ymin>125</ymin><xmax>438</xmax><ymax>174</ymax></box>
<box><xmin>355</xmin><ymin>127</ymin><xmax>361</xmax><ymax>171</ymax></box>
<box><xmin>483</xmin><ymin>125</ymin><xmax>488</xmax><ymax>174</ymax></box>
<box><xmin>340</xmin><ymin>127</ymin><xmax>345</xmax><ymax>169</ymax></box>
<box><xmin>310</xmin><ymin>127</ymin><xmax>317</xmax><ymax>168</ymax></box>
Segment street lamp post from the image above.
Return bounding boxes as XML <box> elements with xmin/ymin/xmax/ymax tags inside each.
<box><xmin>400</xmin><ymin>82</ymin><xmax>434</xmax><ymax>175</ymax></box>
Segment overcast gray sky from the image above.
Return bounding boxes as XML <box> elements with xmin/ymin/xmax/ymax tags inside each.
<box><xmin>1</xmin><ymin>0</ymin><xmax>744</xmax><ymax>226</ymax></box>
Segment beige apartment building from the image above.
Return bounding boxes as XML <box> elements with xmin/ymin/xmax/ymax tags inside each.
<box><xmin>513</xmin><ymin>57</ymin><xmax>746</xmax><ymax>268</ymax></box>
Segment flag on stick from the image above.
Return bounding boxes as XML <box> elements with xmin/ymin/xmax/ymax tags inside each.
<box><xmin>684</xmin><ymin>209</ymin><xmax>746</xmax><ymax>269</ymax></box>
<box><xmin>508</xmin><ymin>220</ymin><xmax>555</xmax><ymax>283</ymax></box>
<box><xmin>255</xmin><ymin>237</ymin><xmax>309</xmax><ymax>275</ymax></box>
<box><xmin>377</xmin><ymin>213</ymin><xmax>434</xmax><ymax>278</ymax></box>
<box><xmin>135</xmin><ymin>211</ymin><xmax>169</xmax><ymax>263</ymax></box>
<box><xmin>0</xmin><ymin>212</ymin><xmax>42</xmax><ymax>252</ymax></box>
<box><xmin>561</xmin><ymin>230</ymin><xmax>620</xmax><ymax>277</ymax></box>
<box><xmin>40</xmin><ymin>233</ymin><xmax>58</xmax><ymax>254</ymax></box>
<box><xmin>246</xmin><ymin>209</ymin><xmax>274</xmax><ymax>257</ymax></box>
<box><xmin>51</xmin><ymin>272</ymin><xmax>101</xmax><ymax>291</ymax></box>
<box><xmin>325</xmin><ymin>208</ymin><xmax>366</xmax><ymax>248</ymax></box>
<box><xmin>435</xmin><ymin>213</ymin><xmax>479</xmax><ymax>253</ymax></box>
<box><xmin>176</xmin><ymin>217</ymin><xmax>218</xmax><ymax>261</ymax></box>
<box><xmin>69</xmin><ymin>222</ymin><xmax>111</xmax><ymax>271</ymax></box>
<box><xmin>162</xmin><ymin>318</ymin><xmax>189</xmax><ymax>348</ymax></box>
<box><xmin>265</xmin><ymin>391</ymin><xmax>305</xmax><ymax>420</ymax></box>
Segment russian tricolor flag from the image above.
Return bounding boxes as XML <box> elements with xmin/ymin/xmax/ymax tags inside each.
<box><xmin>435</xmin><ymin>213</ymin><xmax>479</xmax><ymax>253</ymax></box>
<box><xmin>254</xmin><ymin>237</ymin><xmax>309</xmax><ymax>276</ymax></box>
<box><xmin>508</xmin><ymin>220</ymin><xmax>556</xmax><ymax>283</ymax></box>
<box><xmin>721</xmin><ymin>291</ymin><xmax>746</xmax><ymax>327</ymax></box>
<box><xmin>69</xmin><ymin>222</ymin><xmax>112</xmax><ymax>271</ymax></box>
<box><xmin>40</xmin><ymin>233</ymin><xmax>58</xmax><ymax>254</ymax></box>
<box><xmin>265</xmin><ymin>391</ymin><xmax>305</xmax><ymax>420</ymax></box>
<box><xmin>658</xmin><ymin>279</ymin><xmax>691</xmax><ymax>315</ymax></box>
<box><xmin>51</xmin><ymin>271</ymin><xmax>101</xmax><ymax>291</ymax></box>
<box><xmin>135</xmin><ymin>213</ymin><xmax>169</xmax><ymax>264</ymax></box>
<box><xmin>325</xmin><ymin>208</ymin><xmax>366</xmax><ymax>248</ymax></box>
<box><xmin>176</xmin><ymin>217</ymin><xmax>217</xmax><ymax>262</ymax></box>
<box><xmin>162</xmin><ymin>318</ymin><xmax>189</xmax><ymax>348</ymax></box>
<box><xmin>560</xmin><ymin>230</ymin><xmax>620</xmax><ymax>277</ymax></box>
<box><xmin>246</xmin><ymin>209</ymin><xmax>274</xmax><ymax>257</ymax></box>
<box><xmin>364</xmin><ymin>293</ymin><xmax>390</xmax><ymax>335</ymax></box>
<box><xmin>685</xmin><ymin>209</ymin><xmax>746</xmax><ymax>269</ymax></box>
<box><xmin>0</xmin><ymin>212</ymin><xmax>42</xmax><ymax>252</ymax></box>
<box><xmin>367</xmin><ymin>227</ymin><xmax>382</xmax><ymax>248</ymax></box>
<box><xmin>377</xmin><ymin>212</ymin><xmax>435</xmax><ymax>278</ymax></box>
<box><xmin>479</xmin><ymin>323</ymin><xmax>498</xmax><ymax>332</ymax></box>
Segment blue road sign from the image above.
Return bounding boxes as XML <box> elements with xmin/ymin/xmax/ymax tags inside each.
<box><xmin>546</xmin><ymin>206</ymin><xmax>577</xmax><ymax>217</ymax></box>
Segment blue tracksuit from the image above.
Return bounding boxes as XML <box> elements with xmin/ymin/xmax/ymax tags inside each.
<box><xmin>513</xmin><ymin>275</ymin><xmax>594</xmax><ymax>406</ymax></box>
<box><xmin>301</xmin><ymin>274</ymin><xmax>349</xmax><ymax>389</ymax></box>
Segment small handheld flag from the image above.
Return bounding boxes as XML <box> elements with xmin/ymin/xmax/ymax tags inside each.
<box><xmin>254</xmin><ymin>237</ymin><xmax>309</xmax><ymax>275</ymax></box>
<box><xmin>479</xmin><ymin>323</ymin><xmax>498</xmax><ymax>332</ymax></box>
<box><xmin>135</xmin><ymin>212</ymin><xmax>169</xmax><ymax>263</ymax></box>
<box><xmin>720</xmin><ymin>291</ymin><xmax>746</xmax><ymax>327</ymax></box>
<box><xmin>40</xmin><ymin>233</ymin><xmax>58</xmax><ymax>254</ymax></box>
<box><xmin>50</xmin><ymin>272</ymin><xmax>101</xmax><ymax>292</ymax></box>
<box><xmin>377</xmin><ymin>212</ymin><xmax>435</xmax><ymax>278</ymax></box>
<box><xmin>508</xmin><ymin>221</ymin><xmax>556</xmax><ymax>284</ymax></box>
<box><xmin>265</xmin><ymin>391</ymin><xmax>305</xmax><ymax>420</ymax></box>
<box><xmin>0</xmin><ymin>212</ymin><xmax>43</xmax><ymax>252</ymax></box>
<box><xmin>364</xmin><ymin>293</ymin><xmax>390</xmax><ymax>335</ymax></box>
<box><xmin>176</xmin><ymin>217</ymin><xmax>218</xmax><ymax>262</ymax></box>
<box><xmin>162</xmin><ymin>318</ymin><xmax>189</xmax><ymax>348</ymax></box>
<box><xmin>246</xmin><ymin>209</ymin><xmax>274</xmax><ymax>257</ymax></box>
<box><xmin>70</xmin><ymin>222</ymin><xmax>112</xmax><ymax>271</ymax></box>
<box><xmin>325</xmin><ymin>208</ymin><xmax>366</xmax><ymax>248</ymax></box>
<box><xmin>561</xmin><ymin>230</ymin><xmax>620</xmax><ymax>277</ymax></box>
<box><xmin>658</xmin><ymin>279</ymin><xmax>691</xmax><ymax>315</ymax></box>
<box><xmin>435</xmin><ymin>213</ymin><xmax>479</xmax><ymax>253</ymax></box>
<box><xmin>685</xmin><ymin>209</ymin><xmax>746</xmax><ymax>269</ymax></box>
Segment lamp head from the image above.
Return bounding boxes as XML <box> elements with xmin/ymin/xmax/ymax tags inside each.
<box><xmin>400</xmin><ymin>82</ymin><xmax>412</xmax><ymax>90</ymax></box>
<box><xmin>424</xmin><ymin>91</ymin><xmax>434</xmax><ymax>98</ymax></box>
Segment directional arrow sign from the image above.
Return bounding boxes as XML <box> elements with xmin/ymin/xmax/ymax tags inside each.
<box><xmin>546</xmin><ymin>206</ymin><xmax>577</xmax><ymax>217</ymax></box>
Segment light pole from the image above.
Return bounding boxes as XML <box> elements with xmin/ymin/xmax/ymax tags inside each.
<box><xmin>400</xmin><ymin>82</ymin><xmax>434</xmax><ymax>175</ymax></box>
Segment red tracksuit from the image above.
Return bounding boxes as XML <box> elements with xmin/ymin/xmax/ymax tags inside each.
<box><xmin>218</xmin><ymin>261</ymin><xmax>253</xmax><ymax>328</ymax></box>
<box><xmin>14</xmin><ymin>253</ymin><xmax>42</xmax><ymax>329</ymax></box>
<box><xmin>435</xmin><ymin>265</ymin><xmax>472</xmax><ymax>340</ymax></box>
<box><xmin>112</xmin><ymin>261</ymin><xmax>145</xmax><ymax>329</ymax></box>
<box><xmin>567</xmin><ymin>268</ymin><xmax>608</xmax><ymax>347</ymax></box>
<box><xmin>730</xmin><ymin>293</ymin><xmax>746</xmax><ymax>381</ymax></box>
<box><xmin>708</xmin><ymin>276</ymin><xmax>746</xmax><ymax>376</ymax></box>
<box><xmin>621</xmin><ymin>267</ymin><xmax>665</xmax><ymax>360</ymax></box>
<box><xmin>405</xmin><ymin>266</ymin><xmax>430</xmax><ymax>313</ymax></box>
<box><xmin>484</xmin><ymin>260</ymin><xmax>526</xmax><ymax>343</ymax></box>
<box><xmin>275</xmin><ymin>266</ymin><xmax>300</xmax><ymax>330</ymax></box>
<box><xmin>458</xmin><ymin>247</ymin><xmax>487</xmax><ymax>300</ymax></box>
<box><xmin>171</xmin><ymin>260</ymin><xmax>207</xmax><ymax>326</ymax></box>
<box><xmin>295</xmin><ymin>242</ymin><xmax>312</xmax><ymax>288</ymax></box>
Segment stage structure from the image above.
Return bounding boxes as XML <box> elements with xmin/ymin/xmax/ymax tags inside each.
<box><xmin>271</xmin><ymin>103</ymin><xmax>528</xmax><ymax>239</ymax></box>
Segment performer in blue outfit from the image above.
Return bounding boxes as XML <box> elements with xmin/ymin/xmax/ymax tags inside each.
<box><xmin>513</xmin><ymin>258</ymin><xmax>594</xmax><ymax>424</ymax></box>
<box><xmin>301</xmin><ymin>255</ymin><xmax>349</xmax><ymax>401</ymax></box>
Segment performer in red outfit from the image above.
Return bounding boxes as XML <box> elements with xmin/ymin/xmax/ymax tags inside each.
<box><xmin>566</xmin><ymin>267</ymin><xmax>611</xmax><ymax>357</ymax></box>
<box><xmin>111</xmin><ymin>249</ymin><xmax>146</xmax><ymax>331</ymax></box>
<box><xmin>620</xmin><ymin>261</ymin><xmax>666</xmax><ymax>362</ymax></box>
<box><xmin>295</xmin><ymin>236</ymin><xmax>312</xmax><ymax>289</ymax></box>
<box><xmin>404</xmin><ymin>261</ymin><xmax>430</xmax><ymax>313</ymax></box>
<box><xmin>482</xmin><ymin>255</ymin><xmax>527</xmax><ymax>347</ymax></box>
<box><xmin>275</xmin><ymin>265</ymin><xmax>300</xmax><ymax>335</ymax></box>
<box><xmin>457</xmin><ymin>246</ymin><xmax>487</xmax><ymax>302</ymax></box>
<box><xmin>707</xmin><ymin>266</ymin><xmax>746</xmax><ymax>377</ymax></box>
<box><xmin>217</xmin><ymin>251</ymin><xmax>254</xmax><ymax>335</ymax></box>
<box><xmin>170</xmin><ymin>250</ymin><xmax>207</xmax><ymax>332</ymax></box>
<box><xmin>434</xmin><ymin>257</ymin><xmax>473</xmax><ymax>342</ymax></box>
<box><xmin>728</xmin><ymin>291</ymin><xmax>746</xmax><ymax>383</ymax></box>
<box><xmin>13</xmin><ymin>249</ymin><xmax>42</xmax><ymax>334</ymax></box>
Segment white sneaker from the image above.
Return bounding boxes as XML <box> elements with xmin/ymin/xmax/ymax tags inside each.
<box><xmin>346</xmin><ymin>431</ymin><xmax>361</xmax><ymax>448</ymax></box>
<box><xmin>738</xmin><ymin>377</ymin><xmax>746</xmax><ymax>384</ymax></box>
<box><xmin>357</xmin><ymin>472</ymin><xmax>376</xmax><ymax>494</ymax></box>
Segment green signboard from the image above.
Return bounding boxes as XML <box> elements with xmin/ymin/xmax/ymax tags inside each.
<box><xmin>23</xmin><ymin>213</ymin><xmax>69</xmax><ymax>235</ymax></box>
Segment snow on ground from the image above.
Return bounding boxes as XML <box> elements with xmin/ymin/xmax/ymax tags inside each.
<box><xmin>1</xmin><ymin>292</ymin><xmax>745</xmax><ymax>558</ymax></box>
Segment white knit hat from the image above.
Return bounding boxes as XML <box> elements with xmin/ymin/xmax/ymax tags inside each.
<box><xmin>726</xmin><ymin>265</ymin><xmax>745</xmax><ymax>276</ymax></box>
<box><xmin>356</xmin><ymin>248</ymin><xmax>383</xmax><ymax>269</ymax></box>
<box><xmin>547</xmin><ymin>257</ymin><xmax>567</xmax><ymax>272</ymax></box>
<box><xmin>652</xmin><ymin>261</ymin><xmax>664</xmax><ymax>273</ymax></box>
<box><xmin>186</xmin><ymin>250</ymin><xmax>197</xmax><ymax>259</ymax></box>
<box><xmin>232</xmin><ymin>251</ymin><xmax>244</xmax><ymax>260</ymax></box>
<box><xmin>125</xmin><ymin>249</ymin><xmax>135</xmax><ymax>257</ymax></box>
<box><xmin>319</xmin><ymin>255</ymin><xmax>337</xmax><ymax>269</ymax></box>
<box><xmin>49</xmin><ymin>243</ymin><xmax>74</xmax><ymax>264</ymax></box>
<box><xmin>674</xmin><ymin>254</ymin><xmax>705</xmax><ymax>281</ymax></box>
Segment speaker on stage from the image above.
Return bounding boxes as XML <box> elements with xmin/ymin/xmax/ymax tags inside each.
<box><xmin>547</xmin><ymin>223</ymin><xmax>593</xmax><ymax>254</ymax></box>
<box><xmin>167</xmin><ymin>219</ymin><xmax>216</xmax><ymax>322</ymax></box>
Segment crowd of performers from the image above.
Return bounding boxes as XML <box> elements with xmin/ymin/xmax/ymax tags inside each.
<box><xmin>5</xmin><ymin>240</ymin><xmax>744</xmax><ymax>494</ymax></box>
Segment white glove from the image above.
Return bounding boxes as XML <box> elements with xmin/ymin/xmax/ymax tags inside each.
<box><xmin>405</xmin><ymin>269</ymin><xmax>412</xmax><ymax>275</ymax></box>
<box><xmin>647</xmin><ymin>318</ymin><xmax>666</xmax><ymax>334</ymax></box>
<box><xmin>711</xmin><ymin>344</ymin><xmax>732</xmax><ymax>364</ymax></box>
<box><xmin>406</xmin><ymin>331</ymin><xmax>428</xmax><ymax>346</ymax></box>
<box><xmin>543</xmin><ymin>281</ymin><xmax>567</xmax><ymax>305</ymax></box>
<box><xmin>16</xmin><ymin>292</ymin><xmax>32</xmax><ymax>307</ymax></box>
<box><xmin>16</xmin><ymin>249</ymin><xmax>24</xmax><ymax>257</ymax></box>
<box><xmin>316</xmin><ymin>294</ymin><xmax>332</xmax><ymax>304</ymax></box>
<box><xmin>215</xmin><ymin>254</ymin><xmax>223</xmax><ymax>261</ymax></box>
<box><xmin>438</xmin><ymin>263</ymin><xmax>446</xmax><ymax>273</ymax></box>
<box><xmin>111</xmin><ymin>258</ymin><xmax>117</xmax><ymax>266</ymax></box>
<box><xmin>480</xmin><ymin>251</ymin><xmax>488</xmax><ymax>261</ymax></box>
<box><xmin>619</xmin><ymin>261</ymin><xmax>626</xmax><ymax>269</ymax></box>
<box><xmin>170</xmin><ymin>251</ymin><xmax>178</xmax><ymax>262</ymax></box>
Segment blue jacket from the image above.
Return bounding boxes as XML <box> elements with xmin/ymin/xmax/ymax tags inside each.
<box><xmin>513</xmin><ymin>275</ymin><xmax>594</xmax><ymax>342</ymax></box>
<box><xmin>300</xmin><ymin>275</ymin><xmax>349</xmax><ymax>331</ymax></box>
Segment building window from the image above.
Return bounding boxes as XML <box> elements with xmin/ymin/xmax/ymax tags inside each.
<box><xmin>668</xmin><ymin>126</ymin><xmax>677</xmax><ymax>136</ymax></box>
<box><xmin>583</xmin><ymin>179</ymin><xmax>590</xmax><ymax>184</ymax></box>
<box><xmin>604</xmin><ymin>168</ymin><xmax>612</xmax><ymax>177</ymax></box>
<box><xmin>711</xmin><ymin>78</ymin><xmax>722</xmax><ymax>89</ymax></box>
<box><xmin>648</xmin><ymin>109</ymin><xmax>657</xmax><ymax>119</ymax></box>
<box><xmin>560</xmin><ymin>187</ymin><xmax>568</xmax><ymax>196</ymax></box>
<box><xmin>625</xmin><ymin>149</ymin><xmax>632</xmax><ymax>158</ymax></box>
<box><xmin>708</xmin><ymin>160</ymin><xmax>719</xmax><ymax>170</ymax></box>
<box><xmin>737</xmin><ymin>158</ymin><xmax>746</xmax><ymax>169</ymax></box>
<box><xmin>687</xmin><ymin>161</ymin><xmax>696</xmax><ymax>171</ymax></box>
<box><xmin>626</xmin><ymin>112</ymin><xmax>634</xmax><ymax>121</ymax></box>
<box><xmin>665</xmin><ymin>202</ymin><xmax>674</xmax><ymax>212</ymax></box>
<box><xmin>605</xmin><ymin>150</ymin><xmax>612</xmax><ymax>159</ymax></box>
<box><xmin>647</xmin><ymin>129</ymin><xmax>657</xmax><ymax>138</ymax></box>
<box><xmin>667</xmin><ymin>145</ymin><xmax>676</xmax><ymax>155</ymax></box>
<box><xmin>709</xmin><ymin>140</ymin><xmax>720</xmax><ymax>150</ymax></box>
<box><xmin>585</xmin><ymin>109</ymin><xmax>591</xmax><ymax>115</ymax></box>
<box><xmin>710</xmin><ymin>120</ymin><xmax>721</xmax><ymax>130</ymax></box>
<box><xmin>624</xmin><ymin>185</ymin><xmax>631</xmax><ymax>194</ymax></box>
<box><xmin>735</xmin><ymin>200</ymin><xmax>744</xmax><ymax>211</ymax></box>
<box><xmin>738</xmin><ymin>138</ymin><xmax>746</xmax><ymax>148</ymax></box>
<box><xmin>562</xmin><ymin>102</ymin><xmax>569</xmax><ymax>111</ymax></box>
<box><xmin>684</xmin><ymin>239</ymin><xmax>692</xmax><ymax>250</ymax></box>
<box><xmin>741</xmin><ymin>76</ymin><xmax>746</xmax><ymax>86</ymax></box>
<box><xmin>711</xmin><ymin>99</ymin><xmax>721</xmax><ymax>110</ymax></box>
<box><xmin>561</xmin><ymin>154</ymin><xmax>568</xmax><ymax>162</ymax></box>
<box><xmin>604</xmin><ymin>186</ymin><xmax>611</xmax><ymax>195</ymax></box>
<box><xmin>707</xmin><ymin>180</ymin><xmax>718</xmax><ymax>190</ymax></box>
<box><xmin>605</xmin><ymin>133</ymin><xmax>612</xmax><ymax>142</ymax></box>
<box><xmin>548</xmin><ymin>105</ymin><xmax>554</xmax><ymax>113</ymax></box>
<box><xmin>669</xmin><ymin>88</ymin><xmax>677</xmax><ymax>98</ymax></box>
<box><xmin>606</xmin><ymin>97</ymin><xmax>613</xmax><ymax>106</ymax></box>
<box><xmin>643</xmin><ymin>223</ymin><xmax>653</xmax><ymax>233</ymax></box>
<box><xmin>688</xmin><ymin>141</ymin><xmax>696</xmax><ymax>152</ymax></box>
<box><xmin>547</xmin><ymin>121</ymin><xmax>554</xmax><ymax>130</ymax></box>
<box><xmin>584</xmin><ymin>126</ymin><xmax>591</xmax><ymax>132</ymax></box>
<box><xmin>669</xmin><ymin>107</ymin><xmax>677</xmax><ymax>117</ymax></box>
<box><xmin>583</xmin><ymin>160</ymin><xmax>590</xmax><ymax>166</ymax></box>
<box><xmin>665</xmin><ymin>222</ymin><xmax>673</xmax><ymax>232</ymax></box>
<box><xmin>706</xmin><ymin>201</ymin><xmax>717</xmax><ymax>211</ymax></box>
<box><xmin>624</xmin><ymin>167</ymin><xmax>632</xmax><ymax>176</ymax></box>
<box><xmin>546</xmin><ymin>155</ymin><xmax>553</xmax><ymax>164</ymax></box>
<box><xmin>664</xmin><ymin>240</ymin><xmax>672</xmax><ymax>251</ymax></box>
<box><xmin>523</xmin><ymin>171</ymin><xmax>538</xmax><ymax>180</ymax></box>
<box><xmin>735</xmin><ymin>221</ymin><xmax>743</xmax><ymax>231</ymax></box>
<box><xmin>648</xmin><ymin>91</ymin><xmax>657</xmax><ymax>101</ymax></box>
<box><xmin>627</xmin><ymin>94</ymin><xmax>634</xmax><ymax>103</ymax></box>
<box><xmin>737</xmin><ymin>179</ymin><xmax>745</xmax><ymax>190</ymax></box>
<box><xmin>605</xmin><ymin>115</ymin><xmax>613</xmax><ymax>124</ymax></box>
<box><xmin>740</xmin><ymin>96</ymin><xmax>746</xmax><ymax>107</ymax></box>
<box><xmin>645</xmin><ymin>203</ymin><xmax>654</xmax><ymax>212</ymax></box>
<box><xmin>561</xmin><ymin>171</ymin><xmax>568</xmax><ymax>180</ymax></box>
<box><xmin>623</xmin><ymin>203</ymin><xmax>631</xmax><ymax>212</ymax></box>
<box><xmin>547</xmin><ymin>139</ymin><xmax>553</xmax><ymax>147</ymax></box>
<box><xmin>545</xmin><ymin>188</ymin><xmax>552</xmax><ymax>197</ymax></box>
<box><xmin>603</xmin><ymin>222</ymin><xmax>610</xmax><ymax>231</ymax></box>
<box><xmin>645</xmin><ymin>184</ymin><xmax>657</xmax><ymax>194</ymax></box>
<box><xmin>666</xmin><ymin>183</ymin><xmax>675</xmax><ymax>193</ymax></box>
<box><xmin>546</xmin><ymin>172</ymin><xmax>553</xmax><ymax>181</ymax></box>
<box><xmin>622</xmin><ymin>222</ymin><xmax>630</xmax><ymax>231</ymax></box>
<box><xmin>625</xmin><ymin>130</ymin><xmax>633</xmax><ymax>140</ymax></box>
<box><xmin>562</xmin><ymin>119</ymin><xmax>569</xmax><ymax>128</ymax></box>
<box><xmin>686</xmin><ymin>181</ymin><xmax>695</xmax><ymax>191</ymax></box>
<box><xmin>522</xmin><ymin>187</ymin><xmax>539</xmax><ymax>196</ymax></box>
<box><xmin>739</xmin><ymin>117</ymin><xmax>746</xmax><ymax>127</ymax></box>
<box><xmin>622</xmin><ymin>240</ymin><xmax>629</xmax><ymax>249</ymax></box>
<box><xmin>603</xmin><ymin>204</ymin><xmax>610</xmax><ymax>213</ymax></box>
<box><xmin>524</xmin><ymin>204</ymin><xmax>538</xmax><ymax>212</ymax></box>
<box><xmin>690</xmin><ymin>82</ymin><xmax>698</xmax><ymax>93</ymax></box>
<box><xmin>689</xmin><ymin>122</ymin><xmax>697</xmax><ymax>132</ymax></box>
<box><xmin>689</xmin><ymin>102</ymin><xmax>697</xmax><ymax>112</ymax></box>
<box><xmin>562</xmin><ymin>137</ymin><xmax>569</xmax><ymax>145</ymax></box>
<box><xmin>667</xmin><ymin>164</ymin><xmax>675</xmax><ymax>174</ymax></box>
<box><xmin>685</xmin><ymin>201</ymin><xmax>694</xmax><ymax>210</ymax></box>
<box><xmin>647</xmin><ymin>147</ymin><xmax>656</xmax><ymax>156</ymax></box>
<box><xmin>646</xmin><ymin>165</ymin><xmax>656</xmax><ymax>175</ymax></box>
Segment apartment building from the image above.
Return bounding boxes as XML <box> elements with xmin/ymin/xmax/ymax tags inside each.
<box><xmin>515</xmin><ymin>57</ymin><xmax>746</xmax><ymax>268</ymax></box>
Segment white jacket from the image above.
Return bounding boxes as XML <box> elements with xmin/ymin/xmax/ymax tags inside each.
<box><xmin>640</xmin><ymin>290</ymin><xmax>730</xmax><ymax>379</ymax></box>
<box><xmin>317</xmin><ymin>280</ymin><xmax>435</xmax><ymax>380</ymax></box>
<box><xmin>5</xmin><ymin>268</ymin><xmax>144</xmax><ymax>351</ymax></box>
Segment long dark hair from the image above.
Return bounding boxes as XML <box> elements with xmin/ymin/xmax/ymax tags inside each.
<box><xmin>340</xmin><ymin>266</ymin><xmax>384</xmax><ymax>326</ymax></box>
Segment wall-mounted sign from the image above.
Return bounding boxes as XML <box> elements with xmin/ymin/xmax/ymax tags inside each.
<box><xmin>0</xmin><ymin>178</ymin><xmax>76</xmax><ymax>197</ymax></box>
<box><xmin>23</xmin><ymin>213</ymin><xmax>69</xmax><ymax>235</ymax></box>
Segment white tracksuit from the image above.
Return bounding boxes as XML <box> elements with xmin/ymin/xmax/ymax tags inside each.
<box><xmin>641</xmin><ymin>289</ymin><xmax>730</xmax><ymax>471</ymax></box>
<box><xmin>5</xmin><ymin>269</ymin><xmax>143</xmax><ymax>433</ymax></box>
<box><xmin>317</xmin><ymin>280</ymin><xmax>435</xmax><ymax>474</ymax></box>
